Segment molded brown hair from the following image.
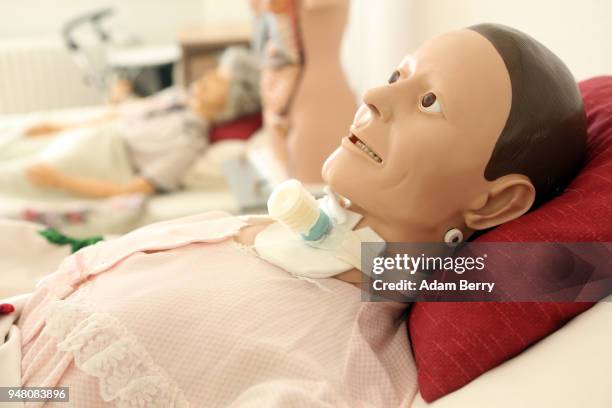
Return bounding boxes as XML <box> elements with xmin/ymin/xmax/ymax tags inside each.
<box><xmin>469</xmin><ymin>23</ymin><xmax>587</xmax><ymax>208</ymax></box>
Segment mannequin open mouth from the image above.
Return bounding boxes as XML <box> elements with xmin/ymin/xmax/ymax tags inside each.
<box><xmin>349</xmin><ymin>134</ymin><xmax>383</xmax><ymax>163</ymax></box>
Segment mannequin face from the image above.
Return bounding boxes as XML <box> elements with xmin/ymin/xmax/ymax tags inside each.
<box><xmin>322</xmin><ymin>29</ymin><xmax>515</xmax><ymax>241</ymax></box>
<box><xmin>189</xmin><ymin>69</ymin><xmax>230</xmax><ymax>122</ymax></box>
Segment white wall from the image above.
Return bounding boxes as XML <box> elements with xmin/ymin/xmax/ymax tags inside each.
<box><xmin>0</xmin><ymin>0</ymin><xmax>253</xmax><ymax>42</ymax></box>
<box><xmin>0</xmin><ymin>0</ymin><xmax>251</xmax><ymax>113</ymax></box>
<box><xmin>342</xmin><ymin>1</ymin><xmax>415</xmax><ymax>98</ymax></box>
<box><xmin>342</xmin><ymin>0</ymin><xmax>612</xmax><ymax>98</ymax></box>
<box><xmin>201</xmin><ymin>0</ymin><xmax>252</xmax><ymax>25</ymax></box>
<box><xmin>0</xmin><ymin>0</ymin><xmax>207</xmax><ymax>43</ymax></box>
<box><xmin>2</xmin><ymin>0</ymin><xmax>609</xmax><ymax>111</ymax></box>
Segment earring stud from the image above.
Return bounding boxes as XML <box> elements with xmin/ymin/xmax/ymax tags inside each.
<box><xmin>444</xmin><ymin>228</ymin><xmax>463</xmax><ymax>247</ymax></box>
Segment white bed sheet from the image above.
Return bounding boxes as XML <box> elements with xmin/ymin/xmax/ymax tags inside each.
<box><xmin>0</xmin><ymin>105</ymin><xmax>106</xmax><ymax>133</ymax></box>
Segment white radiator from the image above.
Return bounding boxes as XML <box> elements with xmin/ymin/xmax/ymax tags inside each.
<box><xmin>0</xmin><ymin>38</ymin><xmax>104</xmax><ymax>114</ymax></box>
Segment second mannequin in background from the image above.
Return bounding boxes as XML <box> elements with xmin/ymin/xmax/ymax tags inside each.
<box><xmin>254</xmin><ymin>0</ymin><xmax>356</xmax><ymax>183</ymax></box>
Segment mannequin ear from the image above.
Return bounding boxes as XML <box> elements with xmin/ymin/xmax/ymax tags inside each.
<box><xmin>463</xmin><ymin>174</ymin><xmax>536</xmax><ymax>231</ymax></box>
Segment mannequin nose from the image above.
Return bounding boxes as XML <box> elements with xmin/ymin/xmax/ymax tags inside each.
<box><xmin>352</xmin><ymin>104</ymin><xmax>372</xmax><ymax>128</ymax></box>
<box><xmin>362</xmin><ymin>86</ymin><xmax>392</xmax><ymax>122</ymax></box>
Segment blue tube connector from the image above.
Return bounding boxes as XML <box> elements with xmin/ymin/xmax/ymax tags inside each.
<box><xmin>301</xmin><ymin>209</ymin><xmax>331</xmax><ymax>241</ymax></box>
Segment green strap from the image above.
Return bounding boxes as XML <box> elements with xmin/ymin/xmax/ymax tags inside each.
<box><xmin>38</xmin><ymin>228</ymin><xmax>104</xmax><ymax>253</ymax></box>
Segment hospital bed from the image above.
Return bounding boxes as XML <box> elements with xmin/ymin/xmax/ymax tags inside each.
<box><xmin>0</xmin><ymin>105</ymin><xmax>271</xmax><ymax>237</ymax></box>
<box><xmin>1</xmin><ymin>76</ymin><xmax>612</xmax><ymax>407</ymax></box>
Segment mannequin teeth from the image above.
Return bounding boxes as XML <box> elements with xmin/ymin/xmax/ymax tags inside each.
<box><xmin>349</xmin><ymin>134</ymin><xmax>382</xmax><ymax>163</ymax></box>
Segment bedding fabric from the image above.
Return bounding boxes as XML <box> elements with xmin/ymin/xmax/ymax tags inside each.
<box><xmin>410</xmin><ymin>299</ymin><xmax>612</xmax><ymax>408</ymax></box>
<box><xmin>0</xmin><ymin>108</ymin><xmax>143</xmax><ymax>236</ymax></box>
<box><xmin>409</xmin><ymin>76</ymin><xmax>612</xmax><ymax>401</ymax></box>
<box><xmin>0</xmin><ymin>121</ymin><xmax>149</xmax><ymax>236</ymax></box>
<box><xmin>0</xmin><ymin>106</ymin><xmax>250</xmax><ymax>236</ymax></box>
<box><xmin>208</xmin><ymin>112</ymin><xmax>262</xmax><ymax>144</ymax></box>
<box><xmin>17</xmin><ymin>212</ymin><xmax>417</xmax><ymax>407</ymax></box>
<box><xmin>0</xmin><ymin>124</ymin><xmax>135</xmax><ymax>200</ymax></box>
<box><xmin>0</xmin><ymin>295</ymin><xmax>29</xmax><ymax>408</ymax></box>
<box><xmin>0</xmin><ymin>219</ymin><xmax>71</xmax><ymax>299</ymax></box>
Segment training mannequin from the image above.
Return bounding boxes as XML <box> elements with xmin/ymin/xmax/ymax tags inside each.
<box><xmin>20</xmin><ymin>47</ymin><xmax>260</xmax><ymax>198</ymax></box>
<box><xmin>252</xmin><ymin>0</ymin><xmax>304</xmax><ymax>169</ymax></box>
<box><xmin>241</xmin><ymin>24</ymin><xmax>587</xmax><ymax>283</ymax></box>
<box><xmin>5</xmin><ymin>24</ymin><xmax>587</xmax><ymax>407</ymax></box>
<box><xmin>286</xmin><ymin>0</ymin><xmax>356</xmax><ymax>182</ymax></box>
<box><xmin>254</xmin><ymin>0</ymin><xmax>357</xmax><ymax>182</ymax></box>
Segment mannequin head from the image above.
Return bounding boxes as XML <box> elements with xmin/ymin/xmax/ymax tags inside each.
<box><xmin>189</xmin><ymin>47</ymin><xmax>261</xmax><ymax>123</ymax></box>
<box><xmin>322</xmin><ymin>24</ymin><xmax>586</xmax><ymax>243</ymax></box>
<box><xmin>189</xmin><ymin>70</ymin><xmax>230</xmax><ymax>121</ymax></box>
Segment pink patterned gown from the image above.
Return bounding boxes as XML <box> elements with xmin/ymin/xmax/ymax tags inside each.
<box><xmin>18</xmin><ymin>212</ymin><xmax>417</xmax><ymax>407</ymax></box>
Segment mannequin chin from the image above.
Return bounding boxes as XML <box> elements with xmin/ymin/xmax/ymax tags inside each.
<box><xmin>323</xmin><ymin>24</ymin><xmax>586</xmax><ymax>244</ymax></box>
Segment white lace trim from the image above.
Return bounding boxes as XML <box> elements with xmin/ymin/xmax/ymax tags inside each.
<box><xmin>44</xmin><ymin>299</ymin><xmax>190</xmax><ymax>408</ymax></box>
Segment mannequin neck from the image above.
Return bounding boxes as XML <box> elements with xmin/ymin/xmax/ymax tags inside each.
<box><xmin>350</xmin><ymin>202</ymin><xmax>448</xmax><ymax>244</ymax></box>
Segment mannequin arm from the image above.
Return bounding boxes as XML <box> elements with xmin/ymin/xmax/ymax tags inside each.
<box><xmin>24</xmin><ymin>110</ymin><xmax>120</xmax><ymax>138</ymax></box>
<box><xmin>26</xmin><ymin>164</ymin><xmax>154</xmax><ymax>198</ymax></box>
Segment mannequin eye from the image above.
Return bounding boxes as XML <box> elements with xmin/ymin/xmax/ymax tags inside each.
<box><xmin>388</xmin><ymin>70</ymin><xmax>400</xmax><ymax>84</ymax></box>
<box><xmin>420</xmin><ymin>92</ymin><xmax>442</xmax><ymax>113</ymax></box>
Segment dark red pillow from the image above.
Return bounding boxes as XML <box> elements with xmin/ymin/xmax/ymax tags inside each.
<box><xmin>209</xmin><ymin>112</ymin><xmax>263</xmax><ymax>144</ymax></box>
<box><xmin>409</xmin><ymin>76</ymin><xmax>612</xmax><ymax>402</ymax></box>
